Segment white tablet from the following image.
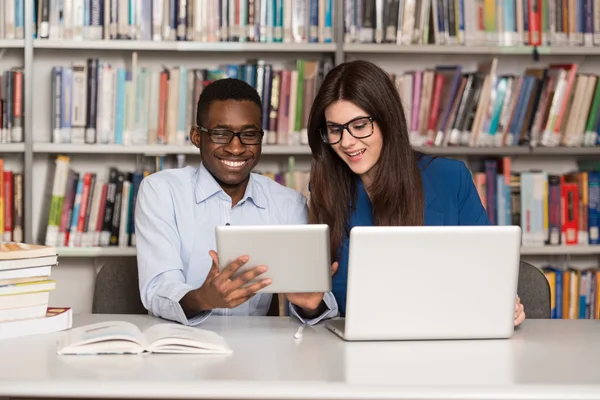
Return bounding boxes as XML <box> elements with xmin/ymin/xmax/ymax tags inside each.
<box><xmin>215</xmin><ymin>224</ymin><xmax>332</xmax><ymax>293</ymax></box>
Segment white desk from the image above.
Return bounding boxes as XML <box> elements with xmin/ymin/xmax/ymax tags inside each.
<box><xmin>0</xmin><ymin>314</ymin><xmax>600</xmax><ymax>400</ymax></box>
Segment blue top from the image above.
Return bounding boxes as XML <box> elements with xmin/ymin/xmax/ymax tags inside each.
<box><xmin>333</xmin><ymin>154</ymin><xmax>492</xmax><ymax>316</ymax></box>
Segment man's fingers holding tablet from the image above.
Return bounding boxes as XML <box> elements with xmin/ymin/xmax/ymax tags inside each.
<box><xmin>217</xmin><ymin>255</ymin><xmax>249</xmax><ymax>281</ymax></box>
<box><xmin>228</xmin><ymin>280</ymin><xmax>271</xmax><ymax>303</ymax></box>
<box><xmin>229</xmin><ymin>265</ymin><xmax>268</xmax><ymax>288</ymax></box>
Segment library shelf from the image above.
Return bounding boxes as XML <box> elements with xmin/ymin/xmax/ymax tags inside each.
<box><xmin>32</xmin><ymin>143</ymin><xmax>313</xmax><ymax>156</ymax></box>
<box><xmin>530</xmin><ymin>147</ymin><xmax>600</xmax><ymax>155</ymax></box>
<box><xmin>0</xmin><ymin>40</ymin><xmax>25</xmax><ymax>49</ymax></box>
<box><xmin>342</xmin><ymin>43</ymin><xmax>600</xmax><ymax>56</ymax></box>
<box><xmin>56</xmin><ymin>247</ymin><xmax>137</xmax><ymax>257</ymax></box>
<box><xmin>1</xmin><ymin>143</ymin><xmax>25</xmax><ymax>153</ymax></box>
<box><xmin>414</xmin><ymin>146</ymin><xmax>531</xmax><ymax>156</ymax></box>
<box><xmin>53</xmin><ymin>245</ymin><xmax>600</xmax><ymax>258</ymax></box>
<box><xmin>520</xmin><ymin>245</ymin><xmax>600</xmax><ymax>255</ymax></box>
<box><xmin>33</xmin><ymin>40</ymin><xmax>337</xmax><ymax>53</ymax></box>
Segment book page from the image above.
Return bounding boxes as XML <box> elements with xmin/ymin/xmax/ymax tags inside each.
<box><xmin>57</xmin><ymin>320</ymin><xmax>146</xmax><ymax>355</ymax></box>
<box><xmin>143</xmin><ymin>323</ymin><xmax>232</xmax><ymax>354</ymax></box>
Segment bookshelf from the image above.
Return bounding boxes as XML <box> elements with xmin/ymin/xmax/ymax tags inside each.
<box><xmin>33</xmin><ymin>40</ymin><xmax>339</xmax><ymax>53</ymax></box>
<box><xmin>50</xmin><ymin>245</ymin><xmax>600</xmax><ymax>258</ymax></box>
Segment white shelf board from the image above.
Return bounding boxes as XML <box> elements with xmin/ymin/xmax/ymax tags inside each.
<box><xmin>0</xmin><ymin>40</ymin><xmax>25</xmax><ymax>49</ymax></box>
<box><xmin>53</xmin><ymin>245</ymin><xmax>600</xmax><ymax>258</ymax></box>
<box><xmin>56</xmin><ymin>247</ymin><xmax>137</xmax><ymax>257</ymax></box>
<box><xmin>33</xmin><ymin>40</ymin><xmax>336</xmax><ymax>52</ymax></box>
<box><xmin>531</xmin><ymin>147</ymin><xmax>600</xmax><ymax>155</ymax></box>
<box><xmin>32</xmin><ymin>143</ymin><xmax>312</xmax><ymax>155</ymax></box>
<box><xmin>520</xmin><ymin>245</ymin><xmax>600</xmax><ymax>255</ymax></box>
<box><xmin>414</xmin><ymin>146</ymin><xmax>531</xmax><ymax>156</ymax></box>
<box><xmin>343</xmin><ymin>44</ymin><xmax>600</xmax><ymax>55</ymax></box>
<box><xmin>1</xmin><ymin>143</ymin><xmax>25</xmax><ymax>153</ymax></box>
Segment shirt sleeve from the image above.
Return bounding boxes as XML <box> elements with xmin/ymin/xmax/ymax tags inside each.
<box><xmin>135</xmin><ymin>178</ymin><xmax>211</xmax><ymax>326</ymax></box>
<box><xmin>457</xmin><ymin>161</ymin><xmax>492</xmax><ymax>226</ymax></box>
<box><xmin>284</xmin><ymin>192</ymin><xmax>340</xmax><ymax>325</ymax></box>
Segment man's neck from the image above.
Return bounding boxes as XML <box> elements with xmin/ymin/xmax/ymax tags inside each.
<box><xmin>220</xmin><ymin>177</ymin><xmax>250</xmax><ymax>207</ymax></box>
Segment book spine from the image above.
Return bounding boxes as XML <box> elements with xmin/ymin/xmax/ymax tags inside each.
<box><xmin>12</xmin><ymin>173</ymin><xmax>23</xmax><ymax>243</ymax></box>
<box><xmin>100</xmin><ymin>168</ymin><xmax>118</xmax><ymax>247</ymax></box>
<box><xmin>3</xmin><ymin>170</ymin><xmax>12</xmax><ymax>242</ymax></box>
<box><xmin>11</xmin><ymin>69</ymin><xmax>23</xmax><ymax>143</ymax></box>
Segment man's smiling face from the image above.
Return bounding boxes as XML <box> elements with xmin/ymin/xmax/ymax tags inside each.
<box><xmin>196</xmin><ymin>99</ymin><xmax>262</xmax><ymax>188</ymax></box>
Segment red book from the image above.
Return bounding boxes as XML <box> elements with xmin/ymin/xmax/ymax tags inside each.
<box><xmin>561</xmin><ymin>180</ymin><xmax>579</xmax><ymax>245</ymax></box>
<box><xmin>528</xmin><ymin>0</ymin><xmax>542</xmax><ymax>45</ymax></box>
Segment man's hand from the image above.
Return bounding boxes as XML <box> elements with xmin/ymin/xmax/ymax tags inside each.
<box><xmin>181</xmin><ymin>251</ymin><xmax>271</xmax><ymax>315</ymax></box>
<box><xmin>285</xmin><ymin>262</ymin><xmax>339</xmax><ymax>317</ymax></box>
<box><xmin>514</xmin><ymin>295</ymin><xmax>526</xmax><ymax>326</ymax></box>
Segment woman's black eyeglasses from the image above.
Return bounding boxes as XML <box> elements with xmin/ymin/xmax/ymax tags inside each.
<box><xmin>319</xmin><ymin>116</ymin><xmax>374</xmax><ymax>144</ymax></box>
<box><xmin>197</xmin><ymin>126</ymin><xmax>264</xmax><ymax>145</ymax></box>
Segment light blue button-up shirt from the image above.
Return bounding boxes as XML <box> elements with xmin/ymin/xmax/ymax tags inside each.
<box><xmin>135</xmin><ymin>162</ymin><xmax>338</xmax><ymax>326</ymax></box>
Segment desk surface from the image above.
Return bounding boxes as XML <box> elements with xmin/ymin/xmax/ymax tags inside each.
<box><xmin>1</xmin><ymin>315</ymin><xmax>600</xmax><ymax>400</ymax></box>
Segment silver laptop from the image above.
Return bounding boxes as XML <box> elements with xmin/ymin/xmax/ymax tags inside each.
<box><xmin>326</xmin><ymin>225</ymin><xmax>522</xmax><ymax>341</ymax></box>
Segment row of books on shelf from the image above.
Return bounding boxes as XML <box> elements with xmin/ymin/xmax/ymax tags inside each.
<box><xmin>474</xmin><ymin>157</ymin><xmax>600</xmax><ymax>247</ymax></box>
<box><xmin>51</xmin><ymin>55</ymin><xmax>332</xmax><ymax>147</ymax></box>
<box><xmin>344</xmin><ymin>0</ymin><xmax>600</xmax><ymax>48</ymax></box>
<box><xmin>401</xmin><ymin>60</ymin><xmax>600</xmax><ymax>149</ymax></box>
<box><xmin>0</xmin><ymin>1</ymin><xmax>24</xmax><ymax>40</ymax></box>
<box><xmin>0</xmin><ymin>159</ymin><xmax>23</xmax><ymax>243</ymax></box>
<box><xmin>543</xmin><ymin>266</ymin><xmax>600</xmax><ymax>319</ymax></box>
<box><xmin>33</xmin><ymin>0</ymin><xmax>334</xmax><ymax>44</ymax></box>
<box><xmin>0</xmin><ymin>242</ymin><xmax>72</xmax><ymax>339</ymax></box>
<box><xmin>40</xmin><ymin>155</ymin><xmax>310</xmax><ymax>248</ymax></box>
<box><xmin>0</xmin><ymin>68</ymin><xmax>24</xmax><ymax>144</ymax></box>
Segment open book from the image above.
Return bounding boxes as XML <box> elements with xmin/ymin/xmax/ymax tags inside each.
<box><xmin>56</xmin><ymin>321</ymin><xmax>233</xmax><ymax>355</ymax></box>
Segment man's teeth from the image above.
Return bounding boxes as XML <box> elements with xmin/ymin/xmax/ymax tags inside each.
<box><xmin>348</xmin><ymin>149</ymin><xmax>365</xmax><ymax>157</ymax></box>
<box><xmin>221</xmin><ymin>160</ymin><xmax>246</xmax><ymax>167</ymax></box>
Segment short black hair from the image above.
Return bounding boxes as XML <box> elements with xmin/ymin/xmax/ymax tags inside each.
<box><xmin>196</xmin><ymin>78</ymin><xmax>262</xmax><ymax>126</ymax></box>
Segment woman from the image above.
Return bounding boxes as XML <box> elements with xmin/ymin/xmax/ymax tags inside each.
<box><xmin>307</xmin><ymin>60</ymin><xmax>526</xmax><ymax>326</ymax></box>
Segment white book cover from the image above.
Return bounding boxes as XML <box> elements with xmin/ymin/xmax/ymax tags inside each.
<box><xmin>220</xmin><ymin>0</ymin><xmax>229</xmax><ymax>40</ymax></box>
<box><xmin>72</xmin><ymin>0</ymin><xmax>84</xmax><ymax>39</ymax></box>
<box><xmin>4</xmin><ymin>0</ymin><xmax>15</xmax><ymax>39</ymax></box>
<box><xmin>62</xmin><ymin>0</ymin><xmax>73</xmax><ymax>39</ymax></box>
<box><xmin>161</xmin><ymin>0</ymin><xmax>171</xmax><ymax>40</ymax></box>
<box><xmin>70</xmin><ymin>62</ymin><xmax>88</xmax><ymax>144</ymax></box>
<box><xmin>153</xmin><ymin>0</ymin><xmax>164</xmax><ymax>40</ymax></box>
<box><xmin>147</xmin><ymin>70</ymin><xmax>160</xmax><ymax>144</ymax></box>
<box><xmin>192</xmin><ymin>0</ymin><xmax>202</xmax><ymax>41</ymax></box>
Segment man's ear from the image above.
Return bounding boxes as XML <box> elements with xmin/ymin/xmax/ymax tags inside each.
<box><xmin>190</xmin><ymin>126</ymin><xmax>201</xmax><ymax>148</ymax></box>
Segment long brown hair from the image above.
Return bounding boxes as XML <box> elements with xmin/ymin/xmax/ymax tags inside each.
<box><xmin>307</xmin><ymin>60</ymin><xmax>425</xmax><ymax>260</ymax></box>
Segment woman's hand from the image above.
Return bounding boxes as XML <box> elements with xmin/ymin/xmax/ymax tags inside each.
<box><xmin>514</xmin><ymin>295</ymin><xmax>526</xmax><ymax>326</ymax></box>
<box><xmin>286</xmin><ymin>262</ymin><xmax>339</xmax><ymax>317</ymax></box>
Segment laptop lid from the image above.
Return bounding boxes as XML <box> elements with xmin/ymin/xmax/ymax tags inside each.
<box><xmin>344</xmin><ymin>225</ymin><xmax>522</xmax><ymax>341</ymax></box>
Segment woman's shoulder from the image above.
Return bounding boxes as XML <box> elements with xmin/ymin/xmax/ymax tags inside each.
<box><xmin>416</xmin><ymin>152</ymin><xmax>471</xmax><ymax>183</ymax></box>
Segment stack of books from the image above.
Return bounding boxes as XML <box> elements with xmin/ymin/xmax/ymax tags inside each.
<box><xmin>0</xmin><ymin>242</ymin><xmax>72</xmax><ymax>339</ymax></box>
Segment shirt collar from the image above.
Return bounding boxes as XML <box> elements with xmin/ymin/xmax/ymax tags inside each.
<box><xmin>194</xmin><ymin>163</ymin><xmax>267</xmax><ymax>209</ymax></box>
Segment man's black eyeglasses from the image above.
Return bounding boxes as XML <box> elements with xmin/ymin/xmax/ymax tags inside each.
<box><xmin>197</xmin><ymin>126</ymin><xmax>264</xmax><ymax>145</ymax></box>
<box><xmin>319</xmin><ymin>116</ymin><xmax>374</xmax><ymax>144</ymax></box>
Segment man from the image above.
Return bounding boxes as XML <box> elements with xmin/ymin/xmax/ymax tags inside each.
<box><xmin>135</xmin><ymin>78</ymin><xmax>338</xmax><ymax>326</ymax></box>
